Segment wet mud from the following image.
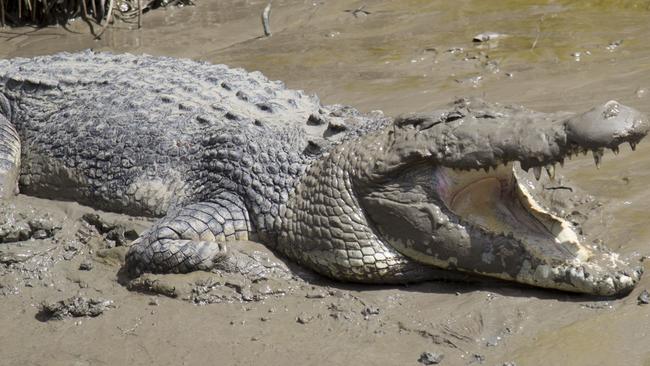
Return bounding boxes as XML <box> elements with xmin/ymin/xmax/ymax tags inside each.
<box><xmin>1</xmin><ymin>1</ymin><xmax>650</xmax><ymax>365</ymax></box>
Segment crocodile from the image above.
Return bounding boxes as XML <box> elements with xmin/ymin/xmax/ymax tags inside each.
<box><xmin>0</xmin><ymin>51</ymin><xmax>647</xmax><ymax>296</ymax></box>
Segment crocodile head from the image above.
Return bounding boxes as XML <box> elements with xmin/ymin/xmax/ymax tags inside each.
<box><xmin>282</xmin><ymin>98</ymin><xmax>648</xmax><ymax>296</ymax></box>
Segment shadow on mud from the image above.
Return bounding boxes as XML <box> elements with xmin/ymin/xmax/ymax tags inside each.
<box><xmin>114</xmin><ymin>254</ymin><xmax>622</xmax><ymax>305</ymax></box>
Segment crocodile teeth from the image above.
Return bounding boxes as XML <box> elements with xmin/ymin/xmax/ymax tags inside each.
<box><xmin>545</xmin><ymin>165</ymin><xmax>555</xmax><ymax>180</ymax></box>
<box><xmin>611</xmin><ymin>146</ymin><xmax>619</xmax><ymax>155</ymax></box>
<box><xmin>630</xmin><ymin>141</ymin><xmax>637</xmax><ymax>151</ymax></box>
<box><xmin>592</xmin><ymin>149</ymin><xmax>603</xmax><ymax>169</ymax></box>
<box><xmin>559</xmin><ymin>158</ymin><xmax>564</xmax><ymax>168</ymax></box>
<box><xmin>533</xmin><ymin>166</ymin><xmax>542</xmax><ymax>180</ymax></box>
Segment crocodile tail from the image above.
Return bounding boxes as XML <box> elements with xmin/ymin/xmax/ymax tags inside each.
<box><xmin>0</xmin><ymin>93</ymin><xmax>20</xmax><ymax>197</ymax></box>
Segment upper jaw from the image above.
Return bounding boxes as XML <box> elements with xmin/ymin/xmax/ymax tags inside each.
<box><xmin>368</xmin><ymin>99</ymin><xmax>647</xmax><ymax>185</ymax></box>
<box><xmin>566</xmin><ymin>100</ymin><xmax>649</xmax><ymax>150</ymax></box>
<box><xmin>396</xmin><ymin>98</ymin><xmax>648</xmax><ymax>172</ymax></box>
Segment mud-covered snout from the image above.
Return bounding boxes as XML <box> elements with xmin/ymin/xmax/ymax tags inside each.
<box><xmin>334</xmin><ymin>98</ymin><xmax>646</xmax><ymax>295</ymax></box>
<box><xmin>566</xmin><ymin>100</ymin><xmax>649</xmax><ymax>149</ymax></box>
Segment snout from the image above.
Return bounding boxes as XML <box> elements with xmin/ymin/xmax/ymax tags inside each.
<box><xmin>565</xmin><ymin>100</ymin><xmax>649</xmax><ymax>149</ymax></box>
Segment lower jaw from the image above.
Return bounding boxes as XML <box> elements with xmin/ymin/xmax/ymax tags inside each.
<box><xmin>412</xmin><ymin>164</ymin><xmax>641</xmax><ymax>295</ymax></box>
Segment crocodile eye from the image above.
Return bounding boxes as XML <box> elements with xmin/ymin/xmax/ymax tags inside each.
<box><xmin>394</xmin><ymin>113</ymin><xmax>442</xmax><ymax>130</ymax></box>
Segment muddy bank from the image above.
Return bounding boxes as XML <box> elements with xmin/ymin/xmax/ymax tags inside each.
<box><xmin>1</xmin><ymin>194</ymin><xmax>647</xmax><ymax>366</ymax></box>
<box><xmin>1</xmin><ymin>1</ymin><xmax>650</xmax><ymax>365</ymax></box>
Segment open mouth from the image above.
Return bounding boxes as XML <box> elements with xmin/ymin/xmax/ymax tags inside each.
<box><xmin>359</xmin><ymin>98</ymin><xmax>646</xmax><ymax>294</ymax></box>
<box><xmin>435</xmin><ymin>163</ymin><xmax>591</xmax><ymax>266</ymax></box>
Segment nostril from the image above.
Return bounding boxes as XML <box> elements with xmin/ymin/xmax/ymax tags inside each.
<box><xmin>602</xmin><ymin>100</ymin><xmax>621</xmax><ymax>119</ymax></box>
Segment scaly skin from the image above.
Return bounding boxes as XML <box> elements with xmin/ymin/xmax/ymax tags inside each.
<box><xmin>278</xmin><ymin>99</ymin><xmax>648</xmax><ymax>295</ymax></box>
<box><xmin>0</xmin><ymin>51</ymin><xmax>647</xmax><ymax>295</ymax></box>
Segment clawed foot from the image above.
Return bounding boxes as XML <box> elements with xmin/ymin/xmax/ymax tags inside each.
<box><xmin>125</xmin><ymin>240</ymin><xmax>298</xmax><ymax>303</ymax></box>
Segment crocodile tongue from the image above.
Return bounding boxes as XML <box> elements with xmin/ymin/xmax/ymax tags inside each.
<box><xmin>442</xmin><ymin>164</ymin><xmax>589</xmax><ymax>265</ymax></box>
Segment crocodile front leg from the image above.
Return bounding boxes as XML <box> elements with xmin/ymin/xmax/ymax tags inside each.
<box><xmin>0</xmin><ymin>94</ymin><xmax>20</xmax><ymax>198</ymax></box>
<box><xmin>125</xmin><ymin>193</ymin><xmax>252</xmax><ymax>276</ymax></box>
